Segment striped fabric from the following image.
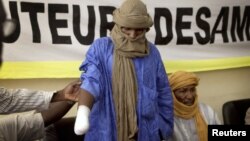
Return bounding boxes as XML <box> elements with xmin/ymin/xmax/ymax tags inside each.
<box><xmin>0</xmin><ymin>87</ymin><xmax>53</xmax><ymax>114</ymax></box>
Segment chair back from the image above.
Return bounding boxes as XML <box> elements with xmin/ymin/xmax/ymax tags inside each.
<box><xmin>222</xmin><ymin>98</ymin><xmax>250</xmax><ymax>125</ymax></box>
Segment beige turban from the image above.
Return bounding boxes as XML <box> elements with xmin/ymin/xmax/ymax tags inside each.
<box><xmin>113</xmin><ymin>0</ymin><xmax>153</xmax><ymax>28</ymax></box>
<box><xmin>168</xmin><ymin>71</ymin><xmax>199</xmax><ymax>91</ymax></box>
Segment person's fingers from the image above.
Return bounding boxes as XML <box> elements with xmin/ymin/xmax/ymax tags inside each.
<box><xmin>71</xmin><ymin>79</ymin><xmax>82</xmax><ymax>87</ymax></box>
<box><xmin>75</xmin><ymin>79</ymin><xmax>81</xmax><ymax>83</ymax></box>
<box><xmin>74</xmin><ymin>95</ymin><xmax>79</xmax><ymax>102</ymax></box>
<box><xmin>74</xmin><ymin>90</ymin><xmax>80</xmax><ymax>102</ymax></box>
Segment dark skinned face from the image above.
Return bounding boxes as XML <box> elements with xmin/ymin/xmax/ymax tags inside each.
<box><xmin>173</xmin><ymin>84</ymin><xmax>197</xmax><ymax>106</ymax></box>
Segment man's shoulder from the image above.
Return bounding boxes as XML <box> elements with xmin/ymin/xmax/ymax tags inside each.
<box><xmin>147</xmin><ymin>42</ymin><xmax>160</xmax><ymax>54</ymax></box>
<box><xmin>199</xmin><ymin>102</ymin><xmax>212</xmax><ymax>108</ymax></box>
<box><xmin>199</xmin><ymin>103</ymin><xmax>216</xmax><ymax>113</ymax></box>
<box><xmin>89</xmin><ymin>37</ymin><xmax>113</xmax><ymax>55</ymax></box>
<box><xmin>91</xmin><ymin>37</ymin><xmax>113</xmax><ymax>48</ymax></box>
<box><xmin>94</xmin><ymin>37</ymin><xmax>112</xmax><ymax>44</ymax></box>
<box><xmin>0</xmin><ymin>87</ymin><xmax>7</xmax><ymax>95</ymax></box>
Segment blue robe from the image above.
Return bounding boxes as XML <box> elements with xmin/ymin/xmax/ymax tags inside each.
<box><xmin>79</xmin><ymin>37</ymin><xmax>173</xmax><ymax>141</ymax></box>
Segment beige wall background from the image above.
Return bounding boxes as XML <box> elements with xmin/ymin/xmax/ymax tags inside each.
<box><xmin>1</xmin><ymin>67</ymin><xmax>250</xmax><ymax>123</ymax></box>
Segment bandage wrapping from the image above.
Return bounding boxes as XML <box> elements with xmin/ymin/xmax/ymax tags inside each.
<box><xmin>74</xmin><ymin>105</ymin><xmax>90</xmax><ymax>135</ymax></box>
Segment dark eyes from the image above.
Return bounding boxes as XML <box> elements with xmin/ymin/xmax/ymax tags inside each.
<box><xmin>176</xmin><ymin>88</ymin><xmax>196</xmax><ymax>93</ymax></box>
<box><xmin>122</xmin><ymin>27</ymin><xmax>144</xmax><ymax>32</ymax></box>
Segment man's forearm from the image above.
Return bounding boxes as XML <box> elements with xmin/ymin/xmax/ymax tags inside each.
<box><xmin>50</xmin><ymin>90</ymin><xmax>64</xmax><ymax>102</ymax></box>
<box><xmin>41</xmin><ymin>101</ymin><xmax>75</xmax><ymax>127</ymax></box>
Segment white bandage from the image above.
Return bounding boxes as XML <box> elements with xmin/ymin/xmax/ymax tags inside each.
<box><xmin>74</xmin><ymin>105</ymin><xmax>90</xmax><ymax>135</ymax></box>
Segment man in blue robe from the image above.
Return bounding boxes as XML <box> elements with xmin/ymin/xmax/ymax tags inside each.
<box><xmin>74</xmin><ymin>0</ymin><xmax>174</xmax><ymax>140</ymax></box>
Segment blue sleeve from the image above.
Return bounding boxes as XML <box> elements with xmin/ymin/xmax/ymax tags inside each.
<box><xmin>79</xmin><ymin>41</ymin><xmax>102</xmax><ymax>101</ymax></box>
<box><xmin>155</xmin><ymin>49</ymin><xmax>174</xmax><ymax>139</ymax></box>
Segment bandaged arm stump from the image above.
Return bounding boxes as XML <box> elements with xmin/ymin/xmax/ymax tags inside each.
<box><xmin>74</xmin><ymin>89</ymin><xmax>94</xmax><ymax>135</ymax></box>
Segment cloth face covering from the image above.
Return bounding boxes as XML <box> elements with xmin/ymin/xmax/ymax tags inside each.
<box><xmin>110</xmin><ymin>0</ymin><xmax>153</xmax><ymax>140</ymax></box>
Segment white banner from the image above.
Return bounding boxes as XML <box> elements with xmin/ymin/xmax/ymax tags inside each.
<box><xmin>1</xmin><ymin>0</ymin><xmax>250</xmax><ymax>78</ymax></box>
